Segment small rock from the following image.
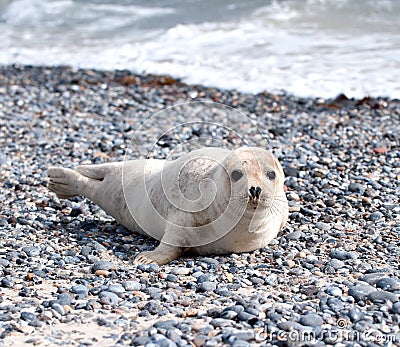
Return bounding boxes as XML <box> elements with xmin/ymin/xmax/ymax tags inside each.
<box><xmin>22</xmin><ymin>246</ymin><xmax>40</xmax><ymax>257</ymax></box>
<box><xmin>285</xmin><ymin>230</ymin><xmax>303</xmax><ymax>240</ymax></box>
<box><xmin>108</xmin><ymin>284</ymin><xmax>125</xmax><ymax>295</ymax></box>
<box><xmin>25</xmin><ymin>273</ymin><xmax>35</xmax><ymax>281</ymax></box>
<box><xmin>315</xmin><ymin>222</ymin><xmax>330</xmax><ymax>231</ymax></box>
<box><xmin>1</xmin><ymin>278</ymin><xmax>15</xmax><ymax>288</ymax></box>
<box><xmin>348</xmin><ymin>182</ymin><xmax>364</xmax><ymax>193</ymax></box>
<box><xmin>375</xmin><ymin>277</ymin><xmax>399</xmax><ymax>291</ymax></box>
<box><xmin>154</xmin><ymin>320</ymin><xmax>178</xmax><ymax>329</ymax></box>
<box><xmin>95</xmin><ymin>269</ymin><xmax>109</xmax><ymax>277</ymax></box>
<box><xmin>71</xmin><ymin>284</ymin><xmax>89</xmax><ymax>296</ymax></box>
<box><xmin>329</xmin><ymin>249</ymin><xmax>357</xmax><ymax>260</ymax></box>
<box><xmin>348</xmin><ymin>284</ymin><xmax>376</xmax><ymax>302</ymax></box>
<box><xmin>348</xmin><ymin>306</ymin><xmax>364</xmax><ymax>322</ymax></box>
<box><xmin>51</xmin><ymin>303</ymin><xmax>65</xmax><ymax>316</ymax></box>
<box><xmin>21</xmin><ymin>311</ymin><xmax>36</xmax><ymax>322</ymax></box>
<box><xmin>392</xmin><ymin>302</ymin><xmax>400</xmax><ymax>314</ymax></box>
<box><xmin>145</xmin><ymin>300</ymin><xmax>162</xmax><ymax>315</ymax></box>
<box><xmin>370</xmin><ymin>211</ymin><xmax>383</xmax><ymax>221</ymax></box>
<box><xmin>325</xmin><ymin>286</ymin><xmax>342</xmax><ymax>297</ymax></box>
<box><xmin>98</xmin><ymin>291</ymin><xmax>119</xmax><ymax>306</ymax></box>
<box><xmin>122</xmin><ymin>281</ymin><xmax>141</xmax><ymax>291</ymax></box>
<box><xmin>220</xmin><ymin>310</ymin><xmax>238</xmax><ymax>320</ymax></box>
<box><xmin>137</xmin><ymin>264</ymin><xmax>160</xmax><ymax>273</ymax></box>
<box><xmin>70</xmin><ymin>207</ymin><xmax>82</xmax><ymax>217</ymax></box>
<box><xmin>91</xmin><ymin>261</ymin><xmax>115</xmax><ymax>272</ymax></box>
<box><xmin>56</xmin><ymin>293</ymin><xmax>72</xmax><ymax>305</ymax></box>
<box><xmin>373</xmin><ymin>147</ymin><xmax>388</xmax><ymax>154</ymax></box>
<box><xmin>172</xmin><ymin>267</ymin><xmax>191</xmax><ymax>275</ymax></box>
<box><xmin>299</xmin><ymin>313</ymin><xmax>323</xmax><ymax>327</ymax></box>
<box><xmin>198</xmin><ymin>282</ymin><xmax>216</xmax><ymax>292</ymax></box>
<box><xmin>210</xmin><ymin>318</ymin><xmax>232</xmax><ymax>327</ymax></box>
<box><xmin>359</xmin><ymin>273</ymin><xmax>388</xmax><ymax>285</ymax></box>
<box><xmin>367</xmin><ymin>291</ymin><xmax>399</xmax><ymax>303</ymax></box>
<box><xmin>237</xmin><ymin>311</ymin><xmax>258</xmax><ymax>323</ymax></box>
<box><xmin>328</xmin><ymin>259</ymin><xmax>345</xmax><ymax>270</ymax></box>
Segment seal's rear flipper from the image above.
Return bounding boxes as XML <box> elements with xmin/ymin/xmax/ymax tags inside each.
<box><xmin>47</xmin><ymin>167</ymin><xmax>85</xmax><ymax>199</ymax></box>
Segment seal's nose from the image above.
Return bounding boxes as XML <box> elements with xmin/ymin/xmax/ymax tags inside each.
<box><xmin>249</xmin><ymin>186</ymin><xmax>262</xmax><ymax>199</ymax></box>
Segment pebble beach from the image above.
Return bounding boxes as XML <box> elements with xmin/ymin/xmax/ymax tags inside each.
<box><xmin>0</xmin><ymin>65</ymin><xmax>399</xmax><ymax>346</ymax></box>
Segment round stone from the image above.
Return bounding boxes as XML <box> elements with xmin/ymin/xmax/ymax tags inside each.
<box><xmin>91</xmin><ymin>261</ymin><xmax>115</xmax><ymax>272</ymax></box>
<box><xmin>325</xmin><ymin>286</ymin><xmax>342</xmax><ymax>296</ymax></box>
<box><xmin>98</xmin><ymin>291</ymin><xmax>119</xmax><ymax>306</ymax></box>
<box><xmin>122</xmin><ymin>281</ymin><xmax>141</xmax><ymax>291</ymax></box>
<box><xmin>375</xmin><ymin>277</ymin><xmax>400</xmax><ymax>291</ymax></box>
<box><xmin>71</xmin><ymin>284</ymin><xmax>89</xmax><ymax>296</ymax></box>
<box><xmin>329</xmin><ymin>249</ymin><xmax>356</xmax><ymax>261</ymax></box>
<box><xmin>367</xmin><ymin>290</ymin><xmax>399</xmax><ymax>303</ymax></box>
<box><xmin>370</xmin><ymin>211</ymin><xmax>383</xmax><ymax>221</ymax></box>
<box><xmin>22</xmin><ymin>246</ymin><xmax>40</xmax><ymax>257</ymax></box>
<box><xmin>198</xmin><ymin>281</ymin><xmax>216</xmax><ymax>292</ymax></box>
<box><xmin>21</xmin><ymin>311</ymin><xmax>36</xmax><ymax>322</ymax></box>
<box><xmin>1</xmin><ymin>278</ymin><xmax>15</xmax><ymax>288</ymax></box>
<box><xmin>154</xmin><ymin>320</ymin><xmax>178</xmax><ymax>329</ymax></box>
<box><xmin>348</xmin><ymin>284</ymin><xmax>375</xmax><ymax>302</ymax></box>
<box><xmin>108</xmin><ymin>284</ymin><xmax>125</xmax><ymax>295</ymax></box>
<box><xmin>171</xmin><ymin>267</ymin><xmax>191</xmax><ymax>276</ymax></box>
<box><xmin>56</xmin><ymin>293</ymin><xmax>72</xmax><ymax>305</ymax></box>
<box><xmin>328</xmin><ymin>259</ymin><xmax>345</xmax><ymax>270</ymax></box>
<box><xmin>210</xmin><ymin>318</ymin><xmax>232</xmax><ymax>327</ymax></box>
<box><xmin>51</xmin><ymin>303</ymin><xmax>65</xmax><ymax>316</ymax></box>
<box><xmin>299</xmin><ymin>313</ymin><xmax>323</xmax><ymax>327</ymax></box>
<box><xmin>348</xmin><ymin>306</ymin><xmax>364</xmax><ymax>322</ymax></box>
<box><xmin>137</xmin><ymin>264</ymin><xmax>160</xmax><ymax>273</ymax></box>
<box><xmin>144</xmin><ymin>300</ymin><xmax>162</xmax><ymax>315</ymax></box>
<box><xmin>392</xmin><ymin>302</ymin><xmax>400</xmax><ymax>314</ymax></box>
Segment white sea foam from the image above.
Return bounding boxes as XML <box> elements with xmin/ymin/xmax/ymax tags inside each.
<box><xmin>0</xmin><ymin>0</ymin><xmax>399</xmax><ymax>98</ymax></box>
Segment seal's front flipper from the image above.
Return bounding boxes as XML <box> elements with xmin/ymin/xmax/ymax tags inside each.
<box><xmin>48</xmin><ymin>167</ymin><xmax>85</xmax><ymax>199</ymax></box>
<box><xmin>134</xmin><ymin>243</ymin><xmax>183</xmax><ymax>265</ymax></box>
<box><xmin>76</xmin><ymin>164</ymin><xmax>110</xmax><ymax>181</ymax></box>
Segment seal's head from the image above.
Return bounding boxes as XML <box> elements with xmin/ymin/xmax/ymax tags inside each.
<box><xmin>220</xmin><ymin>147</ymin><xmax>287</xmax><ymax>217</ymax></box>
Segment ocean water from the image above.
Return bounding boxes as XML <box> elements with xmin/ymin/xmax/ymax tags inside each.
<box><xmin>0</xmin><ymin>0</ymin><xmax>399</xmax><ymax>98</ymax></box>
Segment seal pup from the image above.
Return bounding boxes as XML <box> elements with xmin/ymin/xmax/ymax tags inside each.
<box><xmin>48</xmin><ymin>147</ymin><xmax>288</xmax><ymax>265</ymax></box>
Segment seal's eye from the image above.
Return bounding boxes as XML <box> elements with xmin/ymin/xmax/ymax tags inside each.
<box><xmin>231</xmin><ymin>169</ymin><xmax>243</xmax><ymax>182</ymax></box>
<box><xmin>266</xmin><ymin>170</ymin><xmax>276</xmax><ymax>180</ymax></box>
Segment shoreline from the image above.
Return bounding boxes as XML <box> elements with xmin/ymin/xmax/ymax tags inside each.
<box><xmin>1</xmin><ymin>63</ymin><xmax>397</xmax><ymax>102</ymax></box>
<box><xmin>0</xmin><ymin>64</ymin><xmax>399</xmax><ymax>346</ymax></box>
